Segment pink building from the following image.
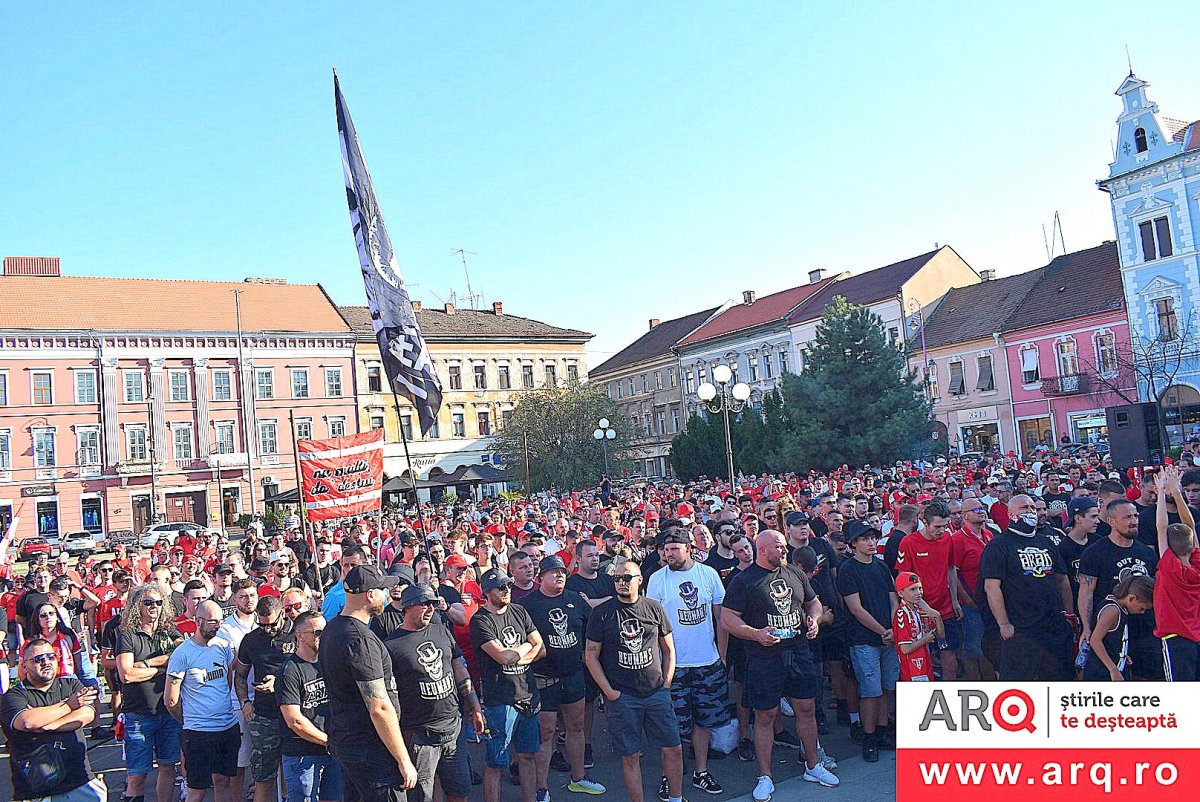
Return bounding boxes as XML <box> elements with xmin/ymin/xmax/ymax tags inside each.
<box><xmin>0</xmin><ymin>258</ymin><xmax>357</xmax><ymax>541</ymax></box>
<box><xmin>1003</xmin><ymin>243</ymin><xmax>1135</xmax><ymax>455</ymax></box>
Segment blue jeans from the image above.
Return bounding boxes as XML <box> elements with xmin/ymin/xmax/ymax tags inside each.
<box><xmin>123</xmin><ymin>711</ymin><xmax>182</xmax><ymax>776</ymax></box>
<box><xmin>283</xmin><ymin>754</ymin><xmax>343</xmax><ymax>802</ymax></box>
<box><xmin>848</xmin><ymin>643</ymin><xmax>900</xmax><ymax>698</ymax></box>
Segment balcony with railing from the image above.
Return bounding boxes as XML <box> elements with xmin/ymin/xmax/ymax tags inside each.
<box><xmin>1040</xmin><ymin>373</ymin><xmax>1091</xmax><ymax>396</ymax></box>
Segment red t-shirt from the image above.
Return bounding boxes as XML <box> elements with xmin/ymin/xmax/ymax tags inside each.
<box><xmin>1154</xmin><ymin>549</ymin><xmax>1200</xmax><ymax>641</ymax></box>
<box><xmin>895</xmin><ymin>532</ymin><xmax>955</xmax><ymax>618</ymax></box>
<box><xmin>96</xmin><ymin>597</ymin><xmax>125</xmax><ymax>632</ymax></box>
<box><xmin>174</xmin><ymin>614</ymin><xmax>197</xmax><ymax>637</ymax></box>
<box><xmin>257</xmin><ymin>585</ymin><xmax>281</xmax><ymax>598</ymax></box>
<box><xmin>989</xmin><ymin>500</ymin><xmax>1011</xmax><ymax>531</ymax></box>
<box><xmin>893</xmin><ymin>603</ymin><xmax>934</xmax><ymax>681</ymax></box>
<box><xmin>176</xmin><ymin>535</ymin><xmax>199</xmax><ymax>556</ymax></box>
<box><xmin>949</xmin><ymin>526</ymin><xmax>991</xmax><ymax>602</ymax></box>
<box><xmin>555</xmin><ymin>548</ymin><xmax>575</xmax><ymax>570</ymax></box>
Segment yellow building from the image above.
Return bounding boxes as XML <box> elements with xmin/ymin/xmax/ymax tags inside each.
<box><xmin>339</xmin><ymin>301</ymin><xmax>592</xmax><ymax>492</ymax></box>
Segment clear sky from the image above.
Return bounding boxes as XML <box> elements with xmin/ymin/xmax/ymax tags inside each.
<box><xmin>2</xmin><ymin>3</ymin><xmax>1195</xmax><ymax>366</ymax></box>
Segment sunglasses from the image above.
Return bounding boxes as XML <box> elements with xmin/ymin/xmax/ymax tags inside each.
<box><xmin>25</xmin><ymin>652</ymin><xmax>56</xmax><ymax>666</ymax></box>
<box><xmin>307</xmin><ymin>628</ymin><xmax>325</xmax><ymax>637</ymax></box>
<box><xmin>284</xmin><ymin>602</ymin><xmax>305</xmax><ymax>612</ymax></box>
<box><xmin>613</xmin><ymin>574</ymin><xmax>640</xmax><ymax>583</ymax></box>
<box><xmin>143</xmin><ymin>598</ymin><xmax>164</xmax><ymax>607</ymax></box>
<box><xmin>38</xmin><ymin>612</ymin><xmax>58</xmax><ymax>619</ymax></box>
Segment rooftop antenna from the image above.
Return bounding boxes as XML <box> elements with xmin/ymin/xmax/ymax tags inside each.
<box><xmin>450</xmin><ymin>248</ymin><xmax>482</xmax><ymax>309</ymax></box>
<box><xmin>1125</xmin><ymin>43</ymin><xmax>1133</xmax><ymax>76</ymax></box>
<box><xmin>1042</xmin><ymin>211</ymin><xmax>1067</xmax><ymax>262</ymax></box>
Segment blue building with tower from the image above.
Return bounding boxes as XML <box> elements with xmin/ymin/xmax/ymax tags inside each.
<box><xmin>1098</xmin><ymin>73</ymin><xmax>1200</xmax><ymax>444</ymax></box>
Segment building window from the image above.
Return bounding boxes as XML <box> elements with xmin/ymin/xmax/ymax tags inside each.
<box><xmin>1020</xmin><ymin>348</ymin><xmax>1040</xmax><ymax>384</ymax></box>
<box><xmin>369</xmin><ymin>414</ymin><xmax>385</xmax><ymax>431</ymax></box>
<box><xmin>567</xmin><ymin>363</ymin><xmax>579</xmax><ymax>383</ymax></box>
<box><xmin>324</xmin><ymin>368</ymin><xmax>343</xmax><ymax>397</ymax></box>
<box><xmin>473</xmin><ymin>364</ymin><xmax>487</xmax><ymax>390</ymax></box>
<box><xmin>452</xmin><ymin>412</ymin><xmax>465</xmax><ymax>437</ymax></box>
<box><xmin>213</xmin><ymin>370</ymin><xmax>232</xmax><ymax>401</ymax></box>
<box><xmin>747</xmin><ymin>355</ymin><xmax>759</xmax><ymax>382</ymax></box>
<box><xmin>616</xmin><ymin>382</ymin><xmax>623</xmax><ymax>399</ymax></box>
<box><xmin>256</xmin><ymin>370</ymin><xmax>274</xmax><ymax>400</ymax></box>
<box><xmin>121</xmin><ymin>371</ymin><xmax>144</xmax><ymax>403</ymax></box>
<box><xmin>448</xmin><ymin>365</ymin><xmax>462</xmax><ymax>390</ymax></box>
<box><xmin>77</xmin><ymin>428</ymin><xmax>100</xmax><ymax>468</ymax></box>
<box><xmin>975</xmin><ymin>355</ymin><xmax>995</xmax><ymax>392</ymax></box>
<box><xmin>498</xmin><ymin>364</ymin><xmax>511</xmax><ymax>390</ymax></box>
<box><xmin>292</xmin><ymin>369</ymin><xmax>310</xmax><ymax>398</ymax></box>
<box><xmin>1139</xmin><ymin>217</ymin><xmax>1173</xmax><ymax>261</ymax></box>
<box><xmin>1135</xmin><ymin>127</ymin><xmax>1148</xmax><ymax>153</ymax></box>
<box><xmin>545</xmin><ymin>364</ymin><xmax>557</xmax><ymax>386</ymax></box>
<box><xmin>926</xmin><ymin>364</ymin><xmax>939</xmax><ymax>400</ymax></box>
<box><xmin>69</xmin><ymin>371</ymin><xmax>94</xmax><ymax>405</ymax></box>
<box><xmin>366</xmin><ymin>365</ymin><xmax>382</xmax><ymax>393</ymax></box>
<box><xmin>684</xmin><ymin>371</ymin><xmax>694</xmax><ymax>395</ymax></box>
<box><xmin>426</xmin><ymin>418</ymin><xmax>439</xmax><ymax>439</ymax></box>
<box><xmin>400</xmin><ymin>415</ymin><xmax>413</xmax><ymax>441</ymax></box>
<box><xmin>477</xmin><ymin>411</ymin><xmax>491</xmax><ymax>436</ymax></box>
<box><xmin>640</xmin><ymin>374</ymin><xmax>648</xmax><ymax>393</ymax></box>
<box><xmin>1057</xmin><ymin>339</ymin><xmax>1079</xmax><ymax>376</ymax></box>
<box><xmin>779</xmin><ymin>350</ymin><xmax>789</xmax><ymax>374</ymax></box>
<box><xmin>656</xmin><ymin>410</ymin><xmax>666</xmax><ymax>435</ymax></box>
<box><xmin>1096</xmin><ymin>333</ymin><xmax>1118</xmax><ymax>375</ymax></box>
<box><xmin>126</xmin><ymin>426</ymin><xmax>147</xmax><ymax>462</ymax></box>
<box><xmin>258</xmin><ymin>421</ymin><xmax>278</xmax><ymax>455</ymax></box>
<box><xmin>889</xmin><ymin>327</ymin><xmax>900</xmax><ymax>346</ymax></box>
<box><xmin>215</xmin><ymin>422</ymin><xmax>236</xmax><ymax>453</ymax></box>
<box><xmin>671</xmin><ymin>408</ymin><xmax>680</xmax><ymax>433</ymax></box>
<box><xmin>669</xmin><ymin>368</ymin><xmax>678</xmax><ymax>388</ymax></box>
<box><xmin>763</xmin><ymin>355</ymin><xmax>773</xmax><ymax>380</ymax></box>
<box><xmin>0</xmin><ymin>373</ymin><xmax>6</xmax><ymax>405</ymax></box>
<box><xmin>328</xmin><ymin>417</ymin><xmax>346</xmax><ymax>438</ymax></box>
<box><xmin>501</xmin><ymin>409</ymin><xmax>514</xmax><ymax>428</ymax></box>
<box><xmin>31</xmin><ymin>371</ymin><xmax>56</xmax><ymax>405</ymax></box>
<box><xmin>655</xmin><ymin>371</ymin><xmax>663</xmax><ymax>390</ymax></box>
<box><xmin>295</xmin><ymin>418</ymin><xmax>312</xmax><ymax>441</ymax></box>
<box><xmin>0</xmin><ymin>430</ymin><xmax>10</xmax><ymax>472</ymax></box>
<box><xmin>948</xmin><ymin>361</ymin><xmax>966</xmax><ymax>395</ymax></box>
<box><xmin>169</xmin><ymin>370</ymin><xmax>191</xmax><ymax>402</ymax></box>
<box><xmin>1156</xmin><ymin>297</ymin><xmax>1180</xmax><ymax>341</ymax></box>
<box><xmin>522</xmin><ymin>364</ymin><xmax>534</xmax><ymax>389</ymax></box>
<box><xmin>173</xmin><ymin>425</ymin><xmax>193</xmax><ymax>462</ymax></box>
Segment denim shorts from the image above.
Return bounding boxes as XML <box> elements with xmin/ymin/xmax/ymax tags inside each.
<box><xmin>941</xmin><ymin>616</ymin><xmax>964</xmax><ymax>652</ymax></box>
<box><xmin>283</xmin><ymin>754</ymin><xmax>344</xmax><ymax>802</ymax></box>
<box><xmin>123</xmin><ymin>711</ymin><xmax>182</xmax><ymax>775</ymax></box>
<box><xmin>848</xmin><ymin>643</ymin><xmax>900</xmax><ymax>698</ymax></box>
<box><xmin>605</xmin><ymin>687</ymin><xmax>681</xmax><ymax>757</ymax></box>
<box><xmin>960</xmin><ymin>606</ymin><xmax>983</xmax><ymax>660</ymax></box>
<box><xmin>535</xmin><ymin>670</ymin><xmax>586</xmax><ymax>713</ymax></box>
<box><xmin>484</xmin><ymin>704</ymin><xmax>541</xmax><ymax>768</ymax></box>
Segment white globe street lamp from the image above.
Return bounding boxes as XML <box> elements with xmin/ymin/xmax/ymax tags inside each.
<box><xmin>593</xmin><ymin>417</ymin><xmax>615</xmax><ymax>475</ymax></box>
<box><xmin>694</xmin><ymin>364</ymin><xmax>753</xmax><ymax>487</ymax></box>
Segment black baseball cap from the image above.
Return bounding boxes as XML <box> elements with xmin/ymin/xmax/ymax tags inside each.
<box><xmin>658</xmin><ymin>529</ymin><xmax>691</xmax><ymax>547</ymax></box>
<box><xmin>214</xmin><ymin>564</ymin><xmax>234</xmax><ymax>576</ymax></box>
<box><xmin>386</xmin><ymin>562</ymin><xmax>416</xmax><ymax>586</ymax></box>
<box><xmin>785</xmin><ymin>511</ymin><xmax>810</xmax><ymax>526</ymax></box>
<box><xmin>1066</xmin><ymin>497</ymin><xmax>1098</xmax><ymax>521</ymax></box>
<box><xmin>399</xmin><ymin>584</ymin><xmax>439</xmax><ymax>608</ymax></box>
<box><xmin>343</xmin><ymin>564</ymin><xmax>399</xmax><ymax>594</ymax></box>
<box><xmin>538</xmin><ymin>555</ymin><xmax>568</xmax><ymax>575</ymax></box>
<box><xmin>480</xmin><ymin>568</ymin><xmax>515</xmax><ymax>593</ymax></box>
<box><xmin>844</xmin><ymin>520</ymin><xmax>882</xmax><ymax>543</ymax></box>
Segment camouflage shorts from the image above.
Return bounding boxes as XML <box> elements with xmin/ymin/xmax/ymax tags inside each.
<box><xmin>249</xmin><ymin>715</ymin><xmax>282</xmax><ymax>783</ymax></box>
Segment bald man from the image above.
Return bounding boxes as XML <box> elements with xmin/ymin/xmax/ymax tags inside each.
<box><xmin>978</xmin><ymin>495</ymin><xmax>1075</xmax><ymax>681</ymax></box>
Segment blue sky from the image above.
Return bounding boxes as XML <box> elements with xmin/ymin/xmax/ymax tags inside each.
<box><xmin>2</xmin><ymin>3</ymin><xmax>1195</xmax><ymax>365</ymax></box>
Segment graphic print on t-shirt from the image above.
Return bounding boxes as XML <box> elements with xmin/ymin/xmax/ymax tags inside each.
<box><xmin>300</xmin><ymin>677</ymin><xmax>327</xmax><ymax>712</ymax></box>
<box><xmin>416</xmin><ymin>640</ymin><xmax>453</xmax><ymax>699</ymax></box>
<box><xmin>499</xmin><ymin>626</ymin><xmax>526</xmax><ymax>675</ymax></box>
<box><xmin>1017</xmin><ymin>546</ymin><xmax>1055</xmax><ymax>577</ymax></box>
<box><xmin>546</xmin><ymin>608</ymin><xmax>578</xmax><ymax>649</ymax></box>
<box><xmin>618</xmin><ymin>616</ymin><xmax>652</xmax><ymax>669</ymax></box>
<box><xmin>187</xmin><ymin>661</ymin><xmax>228</xmax><ymax>686</ymax></box>
<box><xmin>676</xmin><ymin>582</ymin><xmax>707</xmax><ymax>626</ymax></box>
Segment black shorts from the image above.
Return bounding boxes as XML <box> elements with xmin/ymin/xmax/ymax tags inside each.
<box><xmin>584</xmin><ymin>671</ymin><xmax>600</xmax><ymax>703</ymax></box>
<box><xmin>536</xmin><ymin>671</ymin><xmax>586</xmax><ymax>713</ymax></box>
<box><xmin>744</xmin><ymin>648</ymin><xmax>820</xmax><ymax>710</ymax></box>
<box><xmin>182</xmin><ymin>724</ymin><xmax>241</xmax><ymax>788</ymax></box>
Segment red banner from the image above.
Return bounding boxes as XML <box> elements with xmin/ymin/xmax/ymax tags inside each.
<box><xmin>298</xmin><ymin>430</ymin><xmax>384</xmax><ymax>521</ymax></box>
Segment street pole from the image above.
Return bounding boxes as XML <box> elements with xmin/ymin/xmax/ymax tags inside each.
<box><xmin>523</xmin><ymin>430</ymin><xmax>531</xmax><ymax>491</ymax></box>
<box><xmin>234</xmin><ymin>289</ymin><xmax>258</xmax><ymax>518</ymax></box>
<box><xmin>147</xmin><ymin>396</ymin><xmax>158</xmax><ymax>524</ymax></box>
<box><xmin>289</xmin><ymin>410</ymin><xmax>312</xmax><ymax>552</ymax></box>
<box><xmin>720</xmin><ymin>391</ymin><xmax>735</xmax><ymax>488</ymax></box>
<box><xmin>214</xmin><ymin>458</ymin><xmax>225</xmax><ymax>529</ymax></box>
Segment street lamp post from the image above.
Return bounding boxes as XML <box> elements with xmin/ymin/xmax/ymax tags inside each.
<box><xmin>146</xmin><ymin>395</ymin><xmax>159</xmax><ymax>525</ymax></box>
<box><xmin>696</xmin><ymin>364</ymin><xmax>751</xmax><ymax>488</ymax></box>
<box><xmin>593</xmin><ymin>418</ymin><xmax>615</xmax><ymax>476</ymax></box>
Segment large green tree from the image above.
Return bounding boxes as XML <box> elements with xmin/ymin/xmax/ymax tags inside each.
<box><xmin>669</xmin><ymin>413</ymin><xmax>727</xmax><ymax>482</ymax></box>
<box><xmin>492</xmin><ymin>383</ymin><xmax>626</xmax><ymax>491</ymax></box>
<box><xmin>771</xmin><ymin>296</ymin><xmax>931</xmax><ymax>471</ymax></box>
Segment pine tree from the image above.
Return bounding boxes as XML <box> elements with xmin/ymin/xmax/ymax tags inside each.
<box><xmin>670</xmin><ymin>413</ymin><xmax>726</xmax><ymax>481</ymax></box>
<box><xmin>772</xmin><ymin>296</ymin><xmax>930</xmax><ymax>471</ymax></box>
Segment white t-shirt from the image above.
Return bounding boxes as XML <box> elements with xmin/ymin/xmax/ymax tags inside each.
<box><xmin>646</xmin><ymin>561</ymin><xmax>724</xmax><ymax>668</ymax></box>
<box><xmin>167</xmin><ymin>638</ymin><xmax>239</xmax><ymax>731</ymax></box>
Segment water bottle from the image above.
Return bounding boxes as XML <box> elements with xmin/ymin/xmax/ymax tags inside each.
<box><xmin>1074</xmin><ymin>641</ymin><xmax>1091</xmax><ymax>671</ymax></box>
<box><xmin>771</xmin><ymin>627</ymin><xmax>798</xmax><ymax>640</ymax></box>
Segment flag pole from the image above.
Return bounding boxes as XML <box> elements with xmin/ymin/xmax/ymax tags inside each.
<box><xmin>391</xmin><ymin>388</ymin><xmax>439</xmax><ymax>575</ymax></box>
<box><xmin>289</xmin><ymin>411</ymin><xmax>313</xmax><ymax>555</ymax></box>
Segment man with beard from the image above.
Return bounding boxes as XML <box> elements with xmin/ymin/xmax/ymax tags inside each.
<box><xmin>320</xmin><ymin>564</ymin><xmax>417</xmax><ymax>802</ymax></box>
<box><xmin>522</xmin><ymin>556</ymin><xmax>604</xmax><ymax>795</ymax></box>
<box><xmin>166</xmin><ymin>600</ymin><xmax>241</xmax><ymax>802</ymax></box>
<box><xmin>369</xmin><ymin>564</ymin><xmax>417</xmax><ymax>640</ymax></box>
<box><xmin>567</xmin><ymin>541</ymin><xmax>616</xmax><ymax>609</ymax></box>
<box><xmin>703</xmin><ymin>520</ymin><xmax>741</xmax><ymax>584</ymax></box>
<box><xmin>722</xmin><ymin>530</ymin><xmax>835</xmax><ymax>802</ymax></box>
<box><xmin>584</xmin><ymin>561</ymin><xmax>680</xmax><ymax>802</ymax></box>
<box><xmin>279</xmin><ymin>611</ymin><xmax>343</xmax><ymax>802</ymax></box>
<box><xmin>979</xmin><ymin>495</ymin><xmax>1075</xmax><ymax>681</ymax></box>
<box><xmin>384</xmin><ymin>586</ymin><xmax>484</xmax><ymax>802</ymax></box>
<box><xmin>647</xmin><ymin>528</ymin><xmax>728</xmax><ymax>796</ymax></box>
<box><xmin>303</xmin><ymin>540</ymin><xmax>342</xmax><ymax>598</ymax></box>
<box><xmin>234</xmin><ymin>595</ymin><xmax>298</xmax><ymax>802</ymax></box>
<box><xmin>1078</xmin><ymin>498</ymin><xmax>1159</xmax><ymax>679</ymax></box>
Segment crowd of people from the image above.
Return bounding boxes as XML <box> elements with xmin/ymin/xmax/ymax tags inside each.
<box><xmin>3</xmin><ymin>443</ymin><xmax>1199</xmax><ymax>802</ymax></box>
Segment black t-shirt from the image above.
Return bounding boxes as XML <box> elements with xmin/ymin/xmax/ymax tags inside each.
<box><xmin>584</xmin><ymin>596</ymin><xmax>672</xmax><ymax>698</ymax></box>
<box><xmin>469</xmin><ymin>604</ymin><xmax>539</xmax><ymax>709</ymax></box>
<box><xmin>1077</xmin><ymin>536</ymin><xmax>1157</xmax><ymax>626</ymax></box>
<box><xmin>16</xmin><ymin>590</ymin><xmax>50</xmax><ymax>627</ymax></box>
<box><xmin>1041</xmin><ymin>491</ymin><xmax>1073</xmax><ymax>524</ymax></box>
<box><xmin>286</xmin><ymin>538</ymin><xmax>311</xmax><ymax>568</ymax></box>
<box><xmin>1137</xmin><ymin>504</ymin><xmax>1200</xmax><ymax>550</ymax></box>
<box><xmin>100</xmin><ymin>616</ymin><xmax>122</xmax><ymax>653</ymax></box>
<box><xmin>723</xmin><ymin>564</ymin><xmax>816</xmax><ymax>659</ymax></box>
<box><xmin>883</xmin><ymin>527</ymin><xmax>911</xmax><ymax>571</ymax></box>
<box><xmin>237</xmin><ymin>621</ymin><xmax>297</xmax><ymax>720</ymax></box>
<box><xmin>510</xmin><ymin>584</ymin><xmax>537</xmax><ymax>604</ymax></box>
<box><xmin>318</xmin><ymin>614</ymin><xmax>399</xmax><ymax>761</ymax></box>
<box><xmin>1</xmin><ymin>677</ymin><xmax>93</xmax><ymax>800</ymax></box>
<box><xmin>303</xmin><ymin>563</ymin><xmax>342</xmax><ymax>595</ymax></box>
<box><xmin>566</xmin><ymin>572</ymin><xmax>615</xmax><ymax>602</ymax></box>
<box><xmin>370</xmin><ymin>604</ymin><xmax>407</xmax><ymax>641</ymax></box>
<box><xmin>116</xmin><ymin>627</ymin><xmax>183</xmax><ymax>715</ymax></box>
<box><xmin>790</xmin><ymin>537</ymin><xmax>839</xmax><ymax>592</ymax></box>
<box><xmin>1046</xmin><ymin>530</ymin><xmax>1097</xmax><ymax>616</ymax></box>
<box><xmin>522</xmin><ymin>589</ymin><xmax>589</xmax><ymax>677</ymax></box>
<box><xmin>277</xmin><ymin>656</ymin><xmax>329</xmax><ymax>757</ymax></box>
<box><xmin>384</xmin><ymin>624</ymin><xmax>463</xmax><ymax>734</ymax></box>
<box><xmin>704</xmin><ymin>549</ymin><xmax>740</xmax><ymax>585</ymax></box>
<box><xmin>212</xmin><ymin>591</ymin><xmax>237</xmax><ymax>620</ymax></box>
<box><xmin>835</xmin><ymin>557</ymin><xmax>894</xmax><ymax>646</ymax></box>
<box><xmin>978</xmin><ymin>529</ymin><xmax>1067</xmax><ymax>633</ymax></box>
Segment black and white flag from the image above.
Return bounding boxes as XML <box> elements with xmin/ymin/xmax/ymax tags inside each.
<box><xmin>334</xmin><ymin>73</ymin><xmax>442</xmax><ymax>434</ymax></box>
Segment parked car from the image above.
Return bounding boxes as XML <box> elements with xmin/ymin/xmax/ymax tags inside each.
<box><xmin>106</xmin><ymin>528</ymin><xmax>139</xmax><ymax>548</ymax></box>
<box><xmin>61</xmin><ymin>530</ymin><xmax>97</xmax><ymax>558</ymax></box>
<box><xmin>139</xmin><ymin>521</ymin><xmax>220</xmax><ymax>548</ymax></box>
<box><xmin>18</xmin><ymin>537</ymin><xmax>53</xmax><ymax>562</ymax></box>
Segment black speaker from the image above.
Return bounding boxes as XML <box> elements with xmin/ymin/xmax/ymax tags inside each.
<box><xmin>1105</xmin><ymin>402</ymin><xmax>1165</xmax><ymax>468</ymax></box>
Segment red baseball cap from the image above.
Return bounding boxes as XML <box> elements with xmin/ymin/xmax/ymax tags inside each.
<box><xmin>895</xmin><ymin>572</ymin><xmax>922</xmax><ymax>593</ymax></box>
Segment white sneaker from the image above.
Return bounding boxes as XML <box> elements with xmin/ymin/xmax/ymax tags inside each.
<box><xmin>779</xmin><ymin>698</ymin><xmax>794</xmax><ymax>717</ymax></box>
<box><xmin>753</xmin><ymin>775</ymin><xmax>775</xmax><ymax>802</ymax></box>
<box><xmin>804</xmin><ymin>764</ymin><xmax>840</xmax><ymax>787</ymax></box>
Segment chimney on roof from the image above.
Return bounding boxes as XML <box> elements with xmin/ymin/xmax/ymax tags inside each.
<box><xmin>412</xmin><ymin>300</ymin><xmax>422</xmax><ymax>311</ymax></box>
<box><xmin>444</xmin><ymin>302</ymin><xmax>455</xmax><ymax>315</ymax></box>
<box><xmin>742</xmin><ymin>290</ymin><xmax>756</xmax><ymax>305</ymax></box>
<box><xmin>648</xmin><ymin>318</ymin><xmax>661</xmax><ymax>330</ymax></box>
<box><xmin>492</xmin><ymin>301</ymin><xmax>504</xmax><ymax>316</ymax></box>
<box><xmin>3</xmin><ymin>256</ymin><xmax>60</xmax><ymax>277</ymax></box>
<box><xmin>808</xmin><ymin>269</ymin><xmax>824</xmax><ymax>284</ymax></box>
<box><xmin>979</xmin><ymin>269</ymin><xmax>996</xmax><ymax>281</ymax></box>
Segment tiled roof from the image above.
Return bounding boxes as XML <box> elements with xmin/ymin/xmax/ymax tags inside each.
<box><xmin>339</xmin><ymin>305</ymin><xmax>591</xmax><ymax>341</ymax></box>
<box><xmin>1163</xmin><ymin>117</ymin><xmax>1193</xmax><ymax>143</ymax></box>
<box><xmin>591</xmin><ymin>307</ymin><xmax>719</xmax><ymax>377</ymax></box>
<box><xmin>677</xmin><ymin>280</ymin><xmax>837</xmax><ymax>347</ymax></box>
<box><xmin>788</xmin><ymin>248</ymin><xmax>947</xmax><ymax>323</ymax></box>
<box><xmin>0</xmin><ymin>275</ymin><xmax>350</xmax><ymax>333</ymax></box>
<box><xmin>1002</xmin><ymin>241</ymin><xmax>1124</xmax><ymax>333</ymax></box>
<box><xmin>915</xmin><ymin>269</ymin><xmax>1046</xmax><ymax>350</ymax></box>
